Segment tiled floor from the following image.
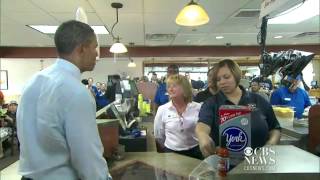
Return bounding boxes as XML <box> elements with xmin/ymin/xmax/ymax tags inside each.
<box><xmin>0</xmin><ymin>161</ymin><xmax>21</xmax><ymax>180</ymax></box>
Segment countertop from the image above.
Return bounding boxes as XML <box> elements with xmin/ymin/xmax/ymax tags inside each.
<box><xmin>108</xmin><ymin>146</ymin><xmax>320</xmax><ymax>180</ymax></box>
<box><xmin>278</xmin><ymin>119</ymin><xmax>308</xmax><ymax>138</ymax></box>
<box><xmin>108</xmin><ymin>152</ymin><xmax>201</xmax><ymax>178</ymax></box>
<box><xmin>229</xmin><ymin>145</ymin><xmax>320</xmax><ymax>180</ymax></box>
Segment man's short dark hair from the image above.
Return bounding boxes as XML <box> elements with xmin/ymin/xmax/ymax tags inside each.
<box><xmin>251</xmin><ymin>78</ymin><xmax>260</xmax><ymax>84</ymax></box>
<box><xmin>54</xmin><ymin>20</ymin><xmax>95</xmax><ymax>55</ymax></box>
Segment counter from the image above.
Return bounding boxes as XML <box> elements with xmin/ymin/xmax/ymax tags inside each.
<box><xmin>229</xmin><ymin>145</ymin><xmax>320</xmax><ymax>180</ymax></box>
<box><xmin>108</xmin><ymin>145</ymin><xmax>320</xmax><ymax>180</ymax></box>
<box><xmin>278</xmin><ymin>119</ymin><xmax>308</xmax><ymax>139</ymax></box>
<box><xmin>109</xmin><ymin>152</ymin><xmax>201</xmax><ymax>179</ymax></box>
<box><xmin>96</xmin><ymin>119</ymin><xmax>119</xmax><ymax>158</ymax></box>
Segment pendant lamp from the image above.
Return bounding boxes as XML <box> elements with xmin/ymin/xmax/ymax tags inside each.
<box><xmin>175</xmin><ymin>0</ymin><xmax>210</xmax><ymax>26</ymax></box>
<box><xmin>109</xmin><ymin>3</ymin><xmax>127</xmax><ymax>53</ymax></box>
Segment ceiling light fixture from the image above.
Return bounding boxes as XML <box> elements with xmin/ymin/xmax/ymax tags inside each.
<box><xmin>27</xmin><ymin>25</ymin><xmax>108</xmax><ymax>34</ymax></box>
<box><xmin>273</xmin><ymin>35</ymin><xmax>283</xmax><ymax>39</ymax></box>
<box><xmin>109</xmin><ymin>3</ymin><xmax>127</xmax><ymax>54</ymax></box>
<box><xmin>175</xmin><ymin>0</ymin><xmax>210</xmax><ymax>26</ymax></box>
<box><xmin>128</xmin><ymin>58</ymin><xmax>137</xmax><ymax>68</ymax></box>
<box><xmin>215</xmin><ymin>36</ymin><xmax>224</xmax><ymax>39</ymax></box>
<box><xmin>110</xmin><ymin>37</ymin><xmax>128</xmax><ymax>53</ymax></box>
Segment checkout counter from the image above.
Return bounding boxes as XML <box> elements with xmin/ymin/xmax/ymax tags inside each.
<box><xmin>95</xmin><ymin>80</ymin><xmax>319</xmax><ymax>179</ymax></box>
<box><xmin>96</xmin><ymin>114</ymin><xmax>319</xmax><ymax>179</ymax></box>
<box><xmin>104</xmin><ymin>146</ymin><xmax>319</xmax><ymax>180</ymax></box>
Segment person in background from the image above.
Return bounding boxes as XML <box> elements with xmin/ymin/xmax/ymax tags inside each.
<box><xmin>250</xmin><ymin>79</ymin><xmax>269</xmax><ymax>101</ymax></box>
<box><xmin>153</xmin><ymin>64</ymin><xmax>179</xmax><ymax>112</ymax></box>
<box><xmin>154</xmin><ymin>75</ymin><xmax>202</xmax><ymax>159</ymax></box>
<box><xmin>1</xmin><ymin>100</ymin><xmax>19</xmax><ymax>154</ymax></box>
<box><xmin>239</xmin><ymin>73</ymin><xmax>250</xmax><ymax>90</ymax></box>
<box><xmin>96</xmin><ymin>83</ymin><xmax>109</xmax><ymax>111</ymax></box>
<box><xmin>17</xmin><ymin>20</ymin><xmax>112</xmax><ymax>180</ymax></box>
<box><xmin>105</xmin><ymin>74</ymin><xmax>121</xmax><ymax>103</ymax></box>
<box><xmin>194</xmin><ymin>77</ymin><xmax>205</xmax><ymax>90</ymax></box>
<box><xmin>270</xmin><ymin>74</ymin><xmax>311</xmax><ymax>119</ymax></box>
<box><xmin>185</xmin><ymin>72</ymin><xmax>195</xmax><ymax>88</ymax></box>
<box><xmin>195</xmin><ymin>59</ymin><xmax>281</xmax><ymax>158</ymax></box>
<box><xmin>253</xmin><ymin>76</ymin><xmax>273</xmax><ymax>91</ymax></box>
<box><xmin>194</xmin><ymin>67</ymin><xmax>215</xmax><ymax>103</ymax></box>
<box><xmin>0</xmin><ymin>91</ymin><xmax>7</xmax><ymax>158</ymax></box>
<box><xmin>4</xmin><ymin>100</ymin><xmax>18</xmax><ymax>129</ymax></box>
<box><xmin>96</xmin><ymin>82</ymin><xmax>102</xmax><ymax>92</ymax></box>
<box><xmin>151</xmin><ymin>72</ymin><xmax>159</xmax><ymax>84</ymax></box>
<box><xmin>87</xmin><ymin>77</ymin><xmax>98</xmax><ymax>97</ymax></box>
<box><xmin>139</xmin><ymin>76</ymin><xmax>149</xmax><ymax>82</ymax></box>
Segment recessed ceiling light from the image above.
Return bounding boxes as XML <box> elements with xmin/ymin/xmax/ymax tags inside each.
<box><xmin>90</xmin><ymin>26</ymin><xmax>109</xmax><ymax>34</ymax></box>
<box><xmin>273</xmin><ymin>35</ymin><xmax>283</xmax><ymax>39</ymax></box>
<box><xmin>28</xmin><ymin>25</ymin><xmax>58</xmax><ymax>34</ymax></box>
<box><xmin>268</xmin><ymin>0</ymin><xmax>319</xmax><ymax>24</ymax></box>
<box><xmin>27</xmin><ymin>25</ymin><xmax>109</xmax><ymax>34</ymax></box>
<box><xmin>215</xmin><ymin>36</ymin><xmax>224</xmax><ymax>39</ymax></box>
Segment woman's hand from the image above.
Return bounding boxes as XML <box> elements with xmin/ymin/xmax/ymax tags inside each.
<box><xmin>196</xmin><ymin>122</ymin><xmax>216</xmax><ymax>157</ymax></box>
<box><xmin>198</xmin><ymin>135</ymin><xmax>216</xmax><ymax>157</ymax></box>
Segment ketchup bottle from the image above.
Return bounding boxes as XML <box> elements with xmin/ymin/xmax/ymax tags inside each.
<box><xmin>217</xmin><ymin>135</ymin><xmax>229</xmax><ymax>177</ymax></box>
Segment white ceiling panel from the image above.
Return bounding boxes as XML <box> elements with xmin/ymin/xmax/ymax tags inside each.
<box><xmin>88</xmin><ymin>0</ymin><xmax>143</xmax><ymax>13</ymax></box>
<box><xmin>29</xmin><ymin>0</ymin><xmax>95</xmax><ymax>13</ymax></box>
<box><xmin>3</xmin><ymin>11</ymin><xmax>59</xmax><ymax>25</ymax></box>
<box><xmin>144</xmin><ymin>0</ymin><xmax>184</xmax><ymax>14</ymax></box>
<box><xmin>1</xmin><ymin>0</ymin><xmax>39</xmax><ymax>12</ymax></box>
<box><xmin>1</xmin><ymin>21</ymin><xmax>54</xmax><ymax>46</ymax></box>
<box><xmin>144</xmin><ymin>12</ymin><xmax>179</xmax><ymax>34</ymax></box>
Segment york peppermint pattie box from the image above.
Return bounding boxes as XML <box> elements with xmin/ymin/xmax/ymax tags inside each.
<box><xmin>219</xmin><ymin>105</ymin><xmax>252</xmax><ymax>166</ymax></box>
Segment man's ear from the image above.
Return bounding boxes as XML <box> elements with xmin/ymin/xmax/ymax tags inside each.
<box><xmin>73</xmin><ymin>43</ymin><xmax>83</xmax><ymax>55</ymax></box>
<box><xmin>80</xmin><ymin>43</ymin><xmax>87</xmax><ymax>54</ymax></box>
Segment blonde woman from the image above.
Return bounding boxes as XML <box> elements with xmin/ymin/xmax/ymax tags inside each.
<box><xmin>154</xmin><ymin>74</ymin><xmax>202</xmax><ymax>159</ymax></box>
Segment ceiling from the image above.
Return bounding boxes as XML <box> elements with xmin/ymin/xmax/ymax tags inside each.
<box><xmin>0</xmin><ymin>0</ymin><xmax>319</xmax><ymax>47</ymax></box>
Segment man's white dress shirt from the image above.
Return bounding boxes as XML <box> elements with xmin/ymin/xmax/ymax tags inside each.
<box><xmin>17</xmin><ymin>59</ymin><xmax>111</xmax><ymax>180</ymax></box>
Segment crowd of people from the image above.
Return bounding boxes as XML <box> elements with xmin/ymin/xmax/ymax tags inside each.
<box><xmin>0</xmin><ymin>90</ymin><xmax>18</xmax><ymax>159</ymax></box>
<box><xmin>81</xmin><ymin>77</ymin><xmax>110</xmax><ymax>111</ymax></box>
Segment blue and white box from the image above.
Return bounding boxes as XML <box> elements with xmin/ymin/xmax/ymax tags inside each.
<box><xmin>219</xmin><ymin>105</ymin><xmax>252</xmax><ymax>166</ymax></box>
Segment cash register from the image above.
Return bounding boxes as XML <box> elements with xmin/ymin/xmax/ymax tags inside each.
<box><xmin>103</xmin><ymin>78</ymin><xmax>147</xmax><ymax>152</ymax></box>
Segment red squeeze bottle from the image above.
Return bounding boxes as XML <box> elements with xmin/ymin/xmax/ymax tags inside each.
<box><xmin>217</xmin><ymin>135</ymin><xmax>229</xmax><ymax>177</ymax></box>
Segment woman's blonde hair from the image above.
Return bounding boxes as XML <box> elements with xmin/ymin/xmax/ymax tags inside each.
<box><xmin>210</xmin><ymin>59</ymin><xmax>242</xmax><ymax>93</ymax></box>
<box><xmin>167</xmin><ymin>74</ymin><xmax>193</xmax><ymax>103</ymax></box>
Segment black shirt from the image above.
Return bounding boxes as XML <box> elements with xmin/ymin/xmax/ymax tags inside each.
<box><xmin>194</xmin><ymin>88</ymin><xmax>213</xmax><ymax>103</ymax></box>
<box><xmin>198</xmin><ymin>86</ymin><xmax>281</xmax><ymax>149</ymax></box>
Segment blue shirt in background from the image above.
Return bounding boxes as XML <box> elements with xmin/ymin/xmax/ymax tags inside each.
<box><xmin>96</xmin><ymin>91</ymin><xmax>109</xmax><ymax>110</ymax></box>
<box><xmin>270</xmin><ymin>87</ymin><xmax>311</xmax><ymax>119</ymax></box>
<box><xmin>154</xmin><ymin>82</ymin><xmax>169</xmax><ymax>106</ymax></box>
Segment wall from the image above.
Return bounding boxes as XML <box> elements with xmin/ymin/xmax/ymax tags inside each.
<box><xmin>0</xmin><ymin>57</ymin><xmax>144</xmax><ymax>102</ymax></box>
